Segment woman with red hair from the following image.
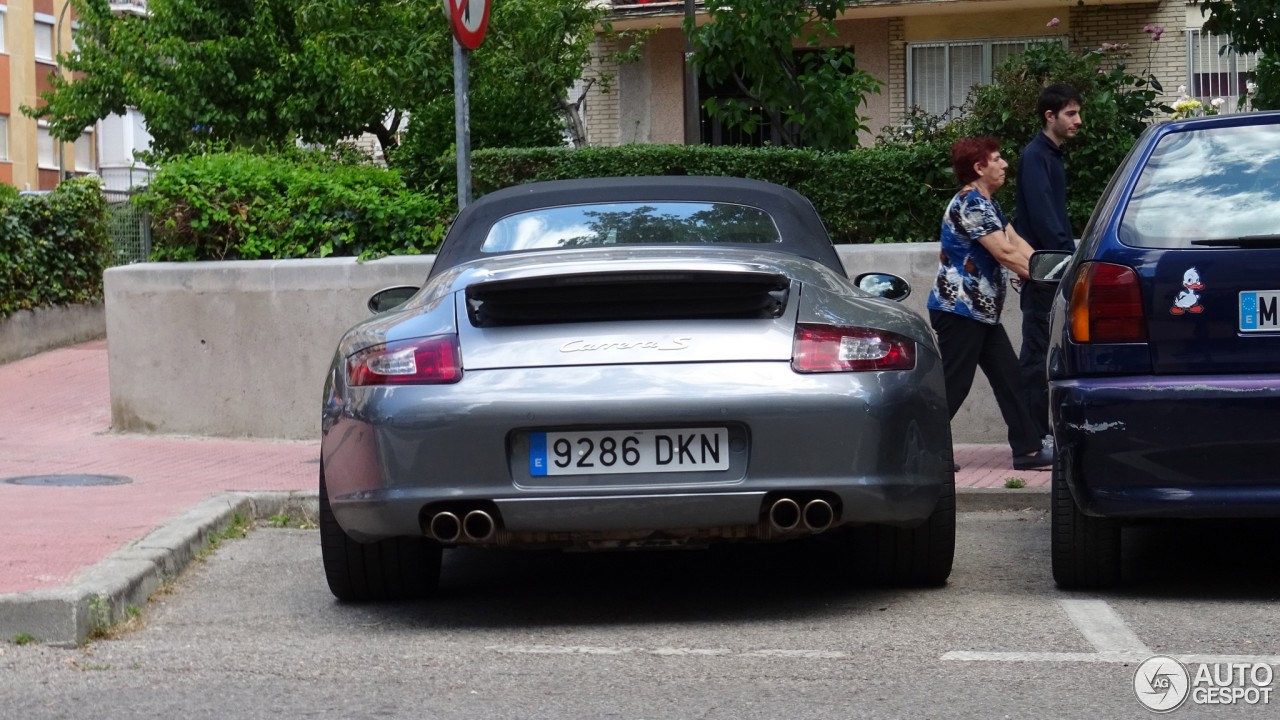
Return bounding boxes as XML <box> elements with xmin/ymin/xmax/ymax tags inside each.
<box><xmin>926</xmin><ymin>137</ymin><xmax>1053</xmax><ymax>471</ymax></box>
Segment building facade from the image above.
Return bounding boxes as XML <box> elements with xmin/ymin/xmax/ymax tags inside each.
<box><xmin>1</xmin><ymin>0</ymin><xmax>150</xmax><ymax>191</ymax></box>
<box><xmin>588</xmin><ymin>0</ymin><xmax>1253</xmax><ymax>148</ymax></box>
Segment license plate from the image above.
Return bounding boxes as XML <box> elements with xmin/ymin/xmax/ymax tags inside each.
<box><xmin>1239</xmin><ymin>290</ymin><xmax>1280</xmax><ymax>332</ymax></box>
<box><xmin>529</xmin><ymin>428</ymin><xmax>730</xmax><ymax>476</ymax></box>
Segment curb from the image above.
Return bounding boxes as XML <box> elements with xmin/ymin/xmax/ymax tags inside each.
<box><xmin>2</xmin><ymin>488</ymin><xmax>1046</xmax><ymax>645</ymax></box>
<box><xmin>0</xmin><ymin>491</ymin><xmax>318</xmax><ymax>647</ymax></box>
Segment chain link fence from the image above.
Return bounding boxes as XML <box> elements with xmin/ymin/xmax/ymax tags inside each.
<box><xmin>103</xmin><ymin>189</ymin><xmax>152</xmax><ymax>267</ymax></box>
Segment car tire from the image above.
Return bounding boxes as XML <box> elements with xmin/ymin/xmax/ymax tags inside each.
<box><xmin>1050</xmin><ymin>454</ymin><xmax>1121</xmax><ymax>589</ymax></box>
<box><xmin>844</xmin><ymin>477</ymin><xmax>955</xmax><ymax>587</ymax></box>
<box><xmin>319</xmin><ymin>465</ymin><xmax>443</xmax><ymax>601</ymax></box>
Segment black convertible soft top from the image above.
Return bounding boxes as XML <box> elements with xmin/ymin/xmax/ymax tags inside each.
<box><xmin>428</xmin><ymin>176</ymin><xmax>844</xmax><ymax>278</ymax></box>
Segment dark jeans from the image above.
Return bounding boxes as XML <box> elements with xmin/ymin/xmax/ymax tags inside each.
<box><xmin>929</xmin><ymin>310</ymin><xmax>1042</xmax><ymax>457</ymax></box>
<box><xmin>1018</xmin><ymin>283</ymin><xmax>1055</xmax><ymax>439</ymax></box>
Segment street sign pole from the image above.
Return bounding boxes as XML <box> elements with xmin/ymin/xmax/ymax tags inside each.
<box><xmin>453</xmin><ymin>37</ymin><xmax>472</xmax><ymax>209</ymax></box>
<box><xmin>447</xmin><ymin>0</ymin><xmax>490</xmax><ymax>211</ymax></box>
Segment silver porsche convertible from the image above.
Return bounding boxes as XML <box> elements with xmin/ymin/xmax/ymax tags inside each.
<box><xmin>319</xmin><ymin>176</ymin><xmax>955</xmax><ymax>600</ymax></box>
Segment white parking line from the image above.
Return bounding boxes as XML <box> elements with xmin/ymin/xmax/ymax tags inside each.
<box><xmin>1057</xmin><ymin>599</ymin><xmax>1150</xmax><ymax>653</ymax></box>
<box><xmin>942</xmin><ymin>599</ymin><xmax>1280</xmax><ymax>665</ymax></box>
<box><xmin>943</xmin><ymin>650</ymin><xmax>1280</xmax><ymax>665</ymax></box>
<box><xmin>487</xmin><ymin>644</ymin><xmax>849</xmax><ymax>659</ymax></box>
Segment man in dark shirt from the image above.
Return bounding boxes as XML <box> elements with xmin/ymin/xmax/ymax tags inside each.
<box><xmin>1014</xmin><ymin>83</ymin><xmax>1082</xmax><ymax>442</ymax></box>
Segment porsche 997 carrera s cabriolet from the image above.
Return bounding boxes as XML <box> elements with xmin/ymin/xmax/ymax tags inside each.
<box><xmin>319</xmin><ymin>176</ymin><xmax>955</xmax><ymax>600</ymax></box>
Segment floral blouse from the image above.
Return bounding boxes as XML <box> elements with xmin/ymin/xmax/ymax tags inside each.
<box><xmin>926</xmin><ymin>189</ymin><xmax>1010</xmax><ymax>325</ymax></box>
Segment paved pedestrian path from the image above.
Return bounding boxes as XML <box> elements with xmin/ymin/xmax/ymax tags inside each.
<box><xmin>0</xmin><ymin>341</ymin><xmax>1046</xmax><ymax>599</ymax></box>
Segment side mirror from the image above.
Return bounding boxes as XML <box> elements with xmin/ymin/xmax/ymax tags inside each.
<box><xmin>1028</xmin><ymin>250</ymin><xmax>1073</xmax><ymax>284</ymax></box>
<box><xmin>852</xmin><ymin>272</ymin><xmax>911</xmax><ymax>302</ymax></box>
<box><xmin>368</xmin><ymin>285</ymin><xmax>419</xmax><ymax>314</ymax></box>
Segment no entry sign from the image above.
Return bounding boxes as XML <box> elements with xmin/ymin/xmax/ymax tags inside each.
<box><xmin>448</xmin><ymin>0</ymin><xmax>490</xmax><ymax>50</ymax></box>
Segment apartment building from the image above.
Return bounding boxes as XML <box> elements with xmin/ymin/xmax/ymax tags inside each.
<box><xmin>1</xmin><ymin>0</ymin><xmax>150</xmax><ymax>191</ymax></box>
<box><xmin>588</xmin><ymin>0</ymin><xmax>1257</xmax><ymax>148</ymax></box>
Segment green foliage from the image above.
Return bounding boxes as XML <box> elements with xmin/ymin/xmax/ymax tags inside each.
<box><xmin>30</xmin><ymin>0</ymin><xmax>611</xmax><ymax>165</ymax></box>
<box><xmin>395</xmin><ymin>0</ymin><xmax>613</xmax><ymax>177</ymax></box>
<box><xmin>1200</xmin><ymin>0</ymin><xmax>1280</xmax><ymax>109</ymax></box>
<box><xmin>688</xmin><ymin>0</ymin><xmax>882</xmax><ymax>150</ymax></box>
<box><xmin>960</xmin><ymin>40</ymin><xmax>1170</xmax><ymax>234</ymax></box>
<box><xmin>138</xmin><ymin>149</ymin><xmax>448</xmax><ymax>261</ymax></box>
<box><xmin>0</xmin><ymin>178</ymin><xmax>111</xmax><ymax>321</ymax></box>
<box><xmin>455</xmin><ymin>144</ymin><xmax>954</xmax><ymax>244</ymax></box>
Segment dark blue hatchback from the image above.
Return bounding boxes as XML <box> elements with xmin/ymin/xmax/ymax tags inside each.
<box><xmin>1029</xmin><ymin>110</ymin><xmax>1280</xmax><ymax>588</ymax></box>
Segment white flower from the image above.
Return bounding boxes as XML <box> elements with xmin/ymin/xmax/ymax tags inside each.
<box><xmin>1178</xmin><ymin>84</ymin><xmax>1187</xmax><ymax>95</ymax></box>
<box><xmin>1212</xmin><ymin>97</ymin><xmax>1225</xmax><ymax>108</ymax></box>
<box><xmin>1247</xmin><ymin>81</ymin><xmax>1258</xmax><ymax>94</ymax></box>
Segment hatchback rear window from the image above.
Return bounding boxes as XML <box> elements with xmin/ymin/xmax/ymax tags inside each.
<box><xmin>1119</xmin><ymin>123</ymin><xmax>1280</xmax><ymax>249</ymax></box>
<box><xmin>481</xmin><ymin>202</ymin><xmax>782</xmax><ymax>253</ymax></box>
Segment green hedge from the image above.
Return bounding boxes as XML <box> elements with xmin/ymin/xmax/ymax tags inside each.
<box><xmin>441</xmin><ymin>144</ymin><xmax>957</xmax><ymax>244</ymax></box>
<box><xmin>140</xmin><ymin>150</ymin><xmax>450</xmax><ymax>261</ymax></box>
<box><xmin>0</xmin><ymin>178</ymin><xmax>110</xmax><ymax>321</ymax></box>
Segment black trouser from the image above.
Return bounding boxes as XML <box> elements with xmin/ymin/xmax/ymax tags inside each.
<box><xmin>1018</xmin><ymin>283</ymin><xmax>1055</xmax><ymax>439</ymax></box>
<box><xmin>929</xmin><ymin>310</ymin><xmax>1042</xmax><ymax>457</ymax></box>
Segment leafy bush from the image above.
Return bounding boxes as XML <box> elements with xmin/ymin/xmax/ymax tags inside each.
<box><xmin>0</xmin><ymin>178</ymin><xmax>110</xmax><ymax>320</ymax></box>
<box><xmin>441</xmin><ymin>143</ymin><xmax>954</xmax><ymax>244</ymax></box>
<box><xmin>958</xmin><ymin>40</ymin><xmax>1170</xmax><ymax>233</ymax></box>
<box><xmin>139</xmin><ymin>149</ymin><xmax>449</xmax><ymax>261</ymax></box>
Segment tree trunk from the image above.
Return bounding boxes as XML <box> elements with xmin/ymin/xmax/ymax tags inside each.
<box><xmin>561</xmin><ymin>78</ymin><xmax>595</xmax><ymax>148</ymax></box>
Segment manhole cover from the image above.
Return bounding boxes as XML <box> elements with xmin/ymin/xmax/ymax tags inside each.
<box><xmin>3</xmin><ymin>474</ymin><xmax>133</xmax><ymax>487</ymax></box>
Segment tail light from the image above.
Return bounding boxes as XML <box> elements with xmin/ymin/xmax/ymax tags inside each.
<box><xmin>347</xmin><ymin>336</ymin><xmax>462</xmax><ymax>386</ymax></box>
<box><xmin>1069</xmin><ymin>262</ymin><xmax>1147</xmax><ymax>343</ymax></box>
<box><xmin>792</xmin><ymin>323</ymin><xmax>916</xmax><ymax>373</ymax></box>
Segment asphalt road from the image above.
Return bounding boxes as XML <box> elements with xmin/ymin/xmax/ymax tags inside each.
<box><xmin>3</xmin><ymin>511</ymin><xmax>1279</xmax><ymax>719</ymax></box>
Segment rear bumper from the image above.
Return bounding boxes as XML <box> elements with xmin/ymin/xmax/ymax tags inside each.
<box><xmin>1052</xmin><ymin>374</ymin><xmax>1280</xmax><ymax>518</ymax></box>
<box><xmin>322</xmin><ymin>361</ymin><xmax>952</xmax><ymax>542</ymax></box>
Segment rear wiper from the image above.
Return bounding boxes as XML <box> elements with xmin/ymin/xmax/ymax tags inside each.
<box><xmin>1191</xmin><ymin>234</ymin><xmax>1280</xmax><ymax>247</ymax></box>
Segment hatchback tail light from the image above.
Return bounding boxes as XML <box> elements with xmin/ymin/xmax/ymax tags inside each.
<box><xmin>347</xmin><ymin>336</ymin><xmax>462</xmax><ymax>386</ymax></box>
<box><xmin>792</xmin><ymin>323</ymin><xmax>916</xmax><ymax>373</ymax></box>
<box><xmin>1069</xmin><ymin>262</ymin><xmax>1147</xmax><ymax>343</ymax></box>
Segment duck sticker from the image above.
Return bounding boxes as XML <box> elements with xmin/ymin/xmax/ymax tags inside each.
<box><xmin>1170</xmin><ymin>267</ymin><xmax>1204</xmax><ymax>315</ymax></box>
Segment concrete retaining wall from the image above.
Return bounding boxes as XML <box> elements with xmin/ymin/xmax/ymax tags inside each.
<box><xmin>105</xmin><ymin>246</ymin><xmax>1028</xmax><ymax>444</ymax></box>
<box><xmin>0</xmin><ymin>303</ymin><xmax>106</xmax><ymax>365</ymax></box>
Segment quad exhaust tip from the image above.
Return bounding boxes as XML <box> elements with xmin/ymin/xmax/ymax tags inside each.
<box><xmin>429</xmin><ymin>511</ymin><xmax>461</xmax><ymax>543</ymax></box>
<box><xmin>802</xmin><ymin>499</ymin><xmax>834</xmax><ymax>533</ymax></box>
<box><xmin>768</xmin><ymin>498</ymin><xmax>801</xmax><ymax>532</ymax></box>
<box><xmin>463</xmin><ymin>510</ymin><xmax>496</xmax><ymax>542</ymax></box>
<box><xmin>768</xmin><ymin>497</ymin><xmax>835</xmax><ymax>534</ymax></box>
<box><xmin>428</xmin><ymin>509</ymin><xmax>498</xmax><ymax>543</ymax></box>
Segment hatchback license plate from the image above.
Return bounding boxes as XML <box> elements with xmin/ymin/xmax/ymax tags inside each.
<box><xmin>529</xmin><ymin>428</ymin><xmax>730</xmax><ymax>476</ymax></box>
<box><xmin>1239</xmin><ymin>290</ymin><xmax>1280</xmax><ymax>332</ymax></box>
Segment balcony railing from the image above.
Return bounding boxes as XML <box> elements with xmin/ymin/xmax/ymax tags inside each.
<box><xmin>108</xmin><ymin>0</ymin><xmax>148</xmax><ymax>16</ymax></box>
<box><xmin>610</xmin><ymin>0</ymin><xmax>698</xmax><ymax>13</ymax></box>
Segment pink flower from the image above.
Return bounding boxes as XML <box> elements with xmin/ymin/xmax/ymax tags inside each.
<box><xmin>1143</xmin><ymin>24</ymin><xmax>1165</xmax><ymax>41</ymax></box>
<box><xmin>1046</xmin><ymin>17</ymin><xmax>1060</xmax><ymax>27</ymax></box>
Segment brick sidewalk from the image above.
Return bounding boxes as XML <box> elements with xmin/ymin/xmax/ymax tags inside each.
<box><xmin>0</xmin><ymin>341</ymin><xmax>1043</xmax><ymax>597</ymax></box>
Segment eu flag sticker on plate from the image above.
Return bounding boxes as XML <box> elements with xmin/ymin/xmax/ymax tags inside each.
<box><xmin>1241</xmin><ymin>292</ymin><xmax>1258</xmax><ymax>331</ymax></box>
<box><xmin>529</xmin><ymin>432</ymin><xmax>548</xmax><ymax>476</ymax></box>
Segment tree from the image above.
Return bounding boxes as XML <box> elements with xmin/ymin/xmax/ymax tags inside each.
<box><xmin>687</xmin><ymin>0</ymin><xmax>881</xmax><ymax>150</ymax></box>
<box><xmin>961</xmin><ymin>41</ymin><xmax>1170</xmax><ymax>233</ymax></box>
<box><xmin>27</xmin><ymin>0</ymin><xmax>612</xmax><ymax>161</ymax></box>
<box><xmin>1199</xmin><ymin>0</ymin><xmax>1280</xmax><ymax>109</ymax></box>
<box><xmin>397</xmin><ymin>0</ymin><xmax>626</xmax><ymax>165</ymax></box>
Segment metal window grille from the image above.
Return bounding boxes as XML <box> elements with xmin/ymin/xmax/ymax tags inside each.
<box><xmin>906</xmin><ymin>37</ymin><xmax>1058</xmax><ymax>119</ymax></box>
<box><xmin>1187</xmin><ymin>28</ymin><xmax>1258</xmax><ymax>112</ymax></box>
